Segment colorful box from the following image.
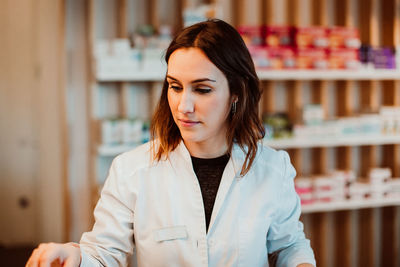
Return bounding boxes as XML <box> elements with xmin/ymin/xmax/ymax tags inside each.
<box><xmin>328</xmin><ymin>48</ymin><xmax>360</xmax><ymax>69</ymax></box>
<box><xmin>238</xmin><ymin>25</ymin><xmax>264</xmax><ymax>47</ymax></box>
<box><xmin>296</xmin><ymin>48</ymin><xmax>328</xmax><ymax>69</ymax></box>
<box><xmin>328</xmin><ymin>26</ymin><xmax>361</xmax><ymax>49</ymax></box>
<box><xmin>294</xmin><ymin>26</ymin><xmax>329</xmax><ymax>48</ymax></box>
<box><xmin>264</xmin><ymin>25</ymin><xmax>293</xmax><ymax>47</ymax></box>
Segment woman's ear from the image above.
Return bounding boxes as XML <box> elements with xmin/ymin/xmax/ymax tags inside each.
<box><xmin>232</xmin><ymin>95</ymin><xmax>238</xmax><ymax>103</ymax></box>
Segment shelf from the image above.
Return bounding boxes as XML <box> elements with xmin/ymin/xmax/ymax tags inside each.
<box><xmin>97</xmin><ymin>135</ymin><xmax>400</xmax><ymax>156</ymax></box>
<box><xmin>96</xmin><ymin>68</ymin><xmax>400</xmax><ymax>82</ymax></box>
<box><xmin>97</xmin><ymin>144</ymin><xmax>140</xmax><ymax>156</ymax></box>
<box><xmin>256</xmin><ymin>69</ymin><xmax>400</xmax><ymax>80</ymax></box>
<box><xmin>97</xmin><ymin>69</ymin><xmax>167</xmax><ymax>82</ymax></box>
<box><xmin>264</xmin><ymin>135</ymin><xmax>400</xmax><ymax>149</ymax></box>
<box><xmin>302</xmin><ymin>197</ymin><xmax>400</xmax><ymax>213</ymax></box>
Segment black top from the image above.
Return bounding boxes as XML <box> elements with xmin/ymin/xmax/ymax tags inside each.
<box><xmin>191</xmin><ymin>154</ymin><xmax>230</xmax><ymax>232</ymax></box>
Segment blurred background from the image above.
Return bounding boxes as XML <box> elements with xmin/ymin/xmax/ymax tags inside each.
<box><xmin>1</xmin><ymin>0</ymin><xmax>400</xmax><ymax>266</ymax></box>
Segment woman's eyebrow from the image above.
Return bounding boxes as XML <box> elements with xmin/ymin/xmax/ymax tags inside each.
<box><xmin>166</xmin><ymin>75</ymin><xmax>216</xmax><ymax>83</ymax></box>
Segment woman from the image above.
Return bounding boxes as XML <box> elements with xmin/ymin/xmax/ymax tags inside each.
<box><xmin>26</xmin><ymin>19</ymin><xmax>315</xmax><ymax>267</ymax></box>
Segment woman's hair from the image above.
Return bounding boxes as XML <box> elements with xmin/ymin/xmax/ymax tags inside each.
<box><xmin>150</xmin><ymin>19</ymin><xmax>265</xmax><ymax>175</ymax></box>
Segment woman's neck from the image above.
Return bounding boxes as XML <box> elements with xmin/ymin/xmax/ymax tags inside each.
<box><xmin>183</xmin><ymin>139</ymin><xmax>228</xmax><ymax>159</ymax></box>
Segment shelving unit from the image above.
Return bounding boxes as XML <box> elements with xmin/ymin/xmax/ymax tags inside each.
<box><xmin>302</xmin><ymin>197</ymin><xmax>400</xmax><ymax>214</ymax></box>
<box><xmin>98</xmin><ymin>135</ymin><xmax>400</xmax><ymax>156</ymax></box>
<box><xmin>86</xmin><ymin>1</ymin><xmax>400</xmax><ymax>267</ymax></box>
<box><xmin>98</xmin><ymin>68</ymin><xmax>400</xmax><ymax>82</ymax></box>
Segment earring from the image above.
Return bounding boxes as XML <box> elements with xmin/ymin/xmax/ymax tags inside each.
<box><xmin>232</xmin><ymin>101</ymin><xmax>237</xmax><ymax>114</ymax></box>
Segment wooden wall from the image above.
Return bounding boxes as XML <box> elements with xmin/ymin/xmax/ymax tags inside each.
<box><xmin>84</xmin><ymin>0</ymin><xmax>400</xmax><ymax>266</ymax></box>
<box><xmin>0</xmin><ymin>0</ymin><xmax>68</xmax><ymax>244</ymax></box>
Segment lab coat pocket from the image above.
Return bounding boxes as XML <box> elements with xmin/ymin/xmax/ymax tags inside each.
<box><xmin>238</xmin><ymin>218</ymin><xmax>270</xmax><ymax>266</ymax></box>
<box><xmin>153</xmin><ymin>225</ymin><xmax>188</xmax><ymax>242</ymax></box>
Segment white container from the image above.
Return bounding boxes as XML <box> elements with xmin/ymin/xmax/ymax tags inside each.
<box><xmin>101</xmin><ymin>119</ymin><xmax>122</xmax><ymax>145</ymax></box>
<box><xmin>121</xmin><ymin>119</ymin><xmax>143</xmax><ymax>144</ymax></box>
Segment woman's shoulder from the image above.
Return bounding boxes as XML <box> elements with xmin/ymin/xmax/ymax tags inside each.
<box><xmin>253</xmin><ymin>143</ymin><xmax>292</xmax><ymax>175</ymax></box>
<box><xmin>113</xmin><ymin>142</ymin><xmax>154</xmax><ymax>174</ymax></box>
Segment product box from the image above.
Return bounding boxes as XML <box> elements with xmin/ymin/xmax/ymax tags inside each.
<box><xmin>101</xmin><ymin>119</ymin><xmax>122</xmax><ymax>145</ymax></box>
<box><xmin>295</xmin><ymin>48</ymin><xmax>328</xmax><ymax>69</ymax></box>
<box><xmin>348</xmin><ymin>181</ymin><xmax>370</xmax><ymax>200</ymax></box>
<box><xmin>359</xmin><ymin>44</ymin><xmax>374</xmax><ymax>67</ymax></box>
<box><xmin>294</xmin><ymin>26</ymin><xmax>329</xmax><ymax>48</ymax></box>
<box><xmin>121</xmin><ymin>119</ymin><xmax>144</xmax><ymax>144</ymax></box>
<box><xmin>302</xmin><ymin>104</ymin><xmax>324</xmax><ymax>126</ymax></box>
<box><xmin>238</xmin><ymin>25</ymin><xmax>264</xmax><ymax>47</ymax></box>
<box><xmin>372</xmin><ymin>47</ymin><xmax>396</xmax><ymax>69</ymax></box>
<box><xmin>248</xmin><ymin>46</ymin><xmax>270</xmax><ymax>69</ymax></box>
<box><xmin>328</xmin><ymin>26</ymin><xmax>361</xmax><ymax>49</ymax></box>
<box><xmin>264</xmin><ymin>25</ymin><xmax>293</xmax><ymax>47</ymax></box>
<box><xmin>380</xmin><ymin>106</ymin><xmax>400</xmax><ymax>134</ymax></box>
<box><xmin>265</xmin><ymin>47</ymin><xmax>296</xmax><ymax>69</ymax></box>
<box><xmin>295</xmin><ymin>177</ymin><xmax>314</xmax><ymax>205</ymax></box>
<box><xmin>328</xmin><ymin>48</ymin><xmax>360</xmax><ymax>69</ymax></box>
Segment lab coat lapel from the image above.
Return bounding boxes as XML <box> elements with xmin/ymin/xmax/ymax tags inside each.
<box><xmin>208</xmin><ymin>145</ymin><xmax>244</xmax><ymax>232</ymax></box>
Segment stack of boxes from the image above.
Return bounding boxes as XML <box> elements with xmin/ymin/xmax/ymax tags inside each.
<box><xmin>101</xmin><ymin>119</ymin><xmax>150</xmax><ymax>146</ymax></box>
<box><xmin>295</xmin><ymin>168</ymin><xmax>400</xmax><ymax>205</ymax></box>
<box><xmin>239</xmin><ymin>24</ymin><xmax>396</xmax><ymax>70</ymax></box>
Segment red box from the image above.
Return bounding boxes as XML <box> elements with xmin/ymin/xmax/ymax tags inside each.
<box><xmin>328</xmin><ymin>48</ymin><xmax>360</xmax><ymax>69</ymax></box>
<box><xmin>249</xmin><ymin>46</ymin><xmax>295</xmax><ymax>69</ymax></box>
<box><xmin>328</xmin><ymin>26</ymin><xmax>361</xmax><ymax>49</ymax></box>
<box><xmin>264</xmin><ymin>25</ymin><xmax>293</xmax><ymax>47</ymax></box>
<box><xmin>248</xmin><ymin>46</ymin><xmax>270</xmax><ymax>69</ymax></box>
<box><xmin>295</xmin><ymin>48</ymin><xmax>328</xmax><ymax>69</ymax></box>
<box><xmin>294</xmin><ymin>26</ymin><xmax>329</xmax><ymax>48</ymax></box>
<box><xmin>238</xmin><ymin>25</ymin><xmax>264</xmax><ymax>47</ymax></box>
<box><xmin>266</xmin><ymin>47</ymin><xmax>296</xmax><ymax>69</ymax></box>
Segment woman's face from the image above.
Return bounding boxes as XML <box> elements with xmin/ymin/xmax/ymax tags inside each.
<box><xmin>167</xmin><ymin>47</ymin><xmax>233</xmax><ymax>155</ymax></box>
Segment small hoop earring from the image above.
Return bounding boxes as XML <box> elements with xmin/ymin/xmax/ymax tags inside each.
<box><xmin>232</xmin><ymin>101</ymin><xmax>237</xmax><ymax>114</ymax></box>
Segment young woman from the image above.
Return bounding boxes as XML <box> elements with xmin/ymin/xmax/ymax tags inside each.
<box><xmin>26</xmin><ymin>19</ymin><xmax>315</xmax><ymax>267</ymax></box>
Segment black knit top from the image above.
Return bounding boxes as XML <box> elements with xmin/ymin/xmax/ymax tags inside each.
<box><xmin>191</xmin><ymin>154</ymin><xmax>230</xmax><ymax>232</ymax></box>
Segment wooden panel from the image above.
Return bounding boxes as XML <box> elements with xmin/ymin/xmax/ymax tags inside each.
<box><xmin>287</xmin><ymin>0</ymin><xmax>300</xmax><ymax>26</ymax></box>
<box><xmin>262</xmin><ymin>0</ymin><xmax>275</xmax><ymax>25</ymax></box>
<box><xmin>311</xmin><ymin>81</ymin><xmax>328</xmax><ymax>174</ymax></box>
<box><xmin>335</xmin><ymin>0</ymin><xmax>354</xmax><ymax>27</ymax></box>
<box><xmin>311</xmin><ymin>0</ymin><xmax>328</xmax><ymax>26</ymax></box>
<box><xmin>381</xmin><ymin>206</ymin><xmax>399</xmax><ymax>267</ymax></box>
<box><xmin>286</xmin><ymin>80</ymin><xmax>303</xmax><ymax>175</ymax></box>
<box><xmin>117</xmin><ymin>0</ymin><xmax>127</xmax><ymax>38</ymax></box>
<box><xmin>359</xmin><ymin>0</ymin><xmax>379</xmax><ymax>46</ymax></box>
<box><xmin>36</xmin><ymin>0</ymin><xmax>68</xmax><ymax>243</ymax></box>
<box><xmin>117</xmin><ymin>0</ymin><xmax>129</xmax><ymax>118</ymax></box>
<box><xmin>336</xmin><ymin>80</ymin><xmax>354</xmax><ymax>117</ymax></box>
<box><xmin>0</xmin><ymin>0</ymin><xmax>39</xmax><ymax>244</ymax></box>
<box><xmin>87</xmin><ymin>0</ymin><xmax>97</xmax><ymax>226</ymax></box>
<box><xmin>311</xmin><ymin>212</ymin><xmax>329</xmax><ymax>267</ymax></box>
<box><xmin>262</xmin><ymin>81</ymin><xmax>275</xmax><ymax>114</ymax></box>
<box><xmin>358</xmin><ymin>209</ymin><xmax>376</xmax><ymax>267</ymax></box>
<box><xmin>357</xmin><ymin>2</ymin><xmax>380</xmax><ymax>264</ymax></box>
<box><xmin>334</xmin><ymin>210</ymin><xmax>352</xmax><ymax>267</ymax></box>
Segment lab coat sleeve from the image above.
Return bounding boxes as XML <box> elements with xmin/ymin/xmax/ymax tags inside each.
<box><xmin>79</xmin><ymin>155</ymin><xmax>135</xmax><ymax>267</ymax></box>
<box><xmin>267</xmin><ymin>151</ymin><xmax>316</xmax><ymax>267</ymax></box>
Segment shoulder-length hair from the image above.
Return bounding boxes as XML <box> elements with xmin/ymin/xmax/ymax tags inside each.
<box><xmin>150</xmin><ymin>19</ymin><xmax>265</xmax><ymax>175</ymax></box>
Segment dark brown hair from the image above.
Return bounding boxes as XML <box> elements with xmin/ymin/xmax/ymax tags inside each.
<box><xmin>150</xmin><ymin>19</ymin><xmax>265</xmax><ymax>175</ymax></box>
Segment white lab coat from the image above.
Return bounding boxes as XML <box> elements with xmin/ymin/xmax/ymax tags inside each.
<box><xmin>79</xmin><ymin>141</ymin><xmax>316</xmax><ymax>267</ymax></box>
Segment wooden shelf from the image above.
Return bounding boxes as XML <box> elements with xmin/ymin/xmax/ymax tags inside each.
<box><xmin>96</xmin><ymin>68</ymin><xmax>400</xmax><ymax>82</ymax></box>
<box><xmin>302</xmin><ymin>197</ymin><xmax>400</xmax><ymax>213</ymax></box>
<box><xmin>264</xmin><ymin>135</ymin><xmax>400</xmax><ymax>149</ymax></box>
<box><xmin>97</xmin><ymin>135</ymin><xmax>400</xmax><ymax>157</ymax></box>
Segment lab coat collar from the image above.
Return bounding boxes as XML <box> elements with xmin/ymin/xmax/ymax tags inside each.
<box><xmin>174</xmin><ymin>141</ymin><xmax>246</xmax><ymax>233</ymax></box>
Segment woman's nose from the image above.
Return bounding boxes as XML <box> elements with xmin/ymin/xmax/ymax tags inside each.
<box><xmin>178</xmin><ymin>90</ymin><xmax>194</xmax><ymax>113</ymax></box>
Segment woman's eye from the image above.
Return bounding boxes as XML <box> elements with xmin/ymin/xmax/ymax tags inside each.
<box><xmin>169</xmin><ymin>85</ymin><xmax>182</xmax><ymax>92</ymax></box>
<box><xmin>196</xmin><ymin>88</ymin><xmax>212</xmax><ymax>94</ymax></box>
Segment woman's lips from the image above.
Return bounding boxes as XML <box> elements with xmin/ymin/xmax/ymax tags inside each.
<box><xmin>178</xmin><ymin>119</ymin><xmax>200</xmax><ymax>127</ymax></box>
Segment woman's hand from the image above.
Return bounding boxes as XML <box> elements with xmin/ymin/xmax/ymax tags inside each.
<box><xmin>26</xmin><ymin>242</ymin><xmax>81</xmax><ymax>267</ymax></box>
